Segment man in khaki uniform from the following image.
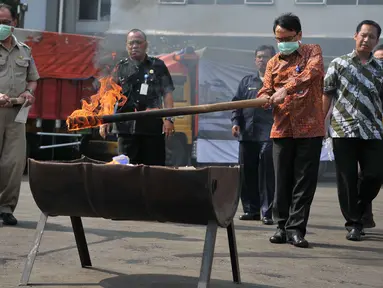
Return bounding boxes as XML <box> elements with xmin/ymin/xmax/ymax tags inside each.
<box><xmin>0</xmin><ymin>4</ymin><xmax>39</xmax><ymax>226</ymax></box>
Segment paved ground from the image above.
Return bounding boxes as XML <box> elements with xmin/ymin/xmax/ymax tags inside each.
<box><xmin>0</xmin><ymin>177</ymin><xmax>382</xmax><ymax>288</ymax></box>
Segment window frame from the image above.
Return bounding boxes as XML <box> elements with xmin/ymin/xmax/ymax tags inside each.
<box><xmin>294</xmin><ymin>0</ymin><xmax>326</xmax><ymax>4</ymax></box>
<box><xmin>158</xmin><ymin>0</ymin><xmax>187</xmax><ymax>4</ymax></box>
<box><xmin>77</xmin><ymin>0</ymin><xmax>111</xmax><ymax>22</ymax></box>
<box><xmin>244</xmin><ymin>0</ymin><xmax>274</xmax><ymax>4</ymax></box>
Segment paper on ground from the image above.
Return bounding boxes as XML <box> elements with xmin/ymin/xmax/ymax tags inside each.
<box><xmin>14</xmin><ymin>101</ymin><xmax>31</xmax><ymax>124</ymax></box>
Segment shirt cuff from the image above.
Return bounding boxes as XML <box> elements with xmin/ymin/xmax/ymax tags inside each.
<box><xmin>232</xmin><ymin>118</ymin><xmax>240</xmax><ymax>126</ymax></box>
<box><xmin>284</xmin><ymin>82</ymin><xmax>295</xmax><ymax>95</ymax></box>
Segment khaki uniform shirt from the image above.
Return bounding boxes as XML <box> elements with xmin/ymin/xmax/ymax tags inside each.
<box><xmin>0</xmin><ymin>35</ymin><xmax>40</xmax><ymax>98</ymax></box>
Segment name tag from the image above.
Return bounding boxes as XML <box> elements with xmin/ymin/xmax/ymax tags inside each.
<box><xmin>140</xmin><ymin>83</ymin><xmax>148</xmax><ymax>95</ymax></box>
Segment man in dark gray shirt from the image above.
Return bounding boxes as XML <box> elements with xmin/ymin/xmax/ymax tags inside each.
<box><xmin>231</xmin><ymin>45</ymin><xmax>275</xmax><ymax>225</ymax></box>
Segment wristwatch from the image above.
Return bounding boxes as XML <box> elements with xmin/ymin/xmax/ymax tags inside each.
<box><xmin>165</xmin><ymin>117</ymin><xmax>175</xmax><ymax>123</ymax></box>
<box><xmin>25</xmin><ymin>88</ymin><xmax>34</xmax><ymax>95</ymax></box>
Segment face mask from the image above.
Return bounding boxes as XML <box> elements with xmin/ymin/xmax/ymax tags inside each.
<box><xmin>277</xmin><ymin>41</ymin><xmax>299</xmax><ymax>55</ymax></box>
<box><xmin>0</xmin><ymin>24</ymin><xmax>12</xmax><ymax>41</ymax></box>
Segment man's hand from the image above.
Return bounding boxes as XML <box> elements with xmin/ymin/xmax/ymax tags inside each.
<box><xmin>99</xmin><ymin>124</ymin><xmax>110</xmax><ymax>139</ymax></box>
<box><xmin>232</xmin><ymin>125</ymin><xmax>240</xmax><ymax>138</ymax></box>
<box><xmin>163</xmin><ymin>120</ymin><xmax>175</xmax><ymax>137</ymax></box>
<box><xmin>270</xmin><ymin>87</ymin><xmax>287</xmax><ymax>105</ymax></box>
<box><xmin>0</xmin><ymin>93</ymin><xmax>11</xmax><ymax>107</ymax></box>
<box><xmin>19</xmin><ymin>90</ymin><xmax>35</xmax><ymax>107</ymax></box>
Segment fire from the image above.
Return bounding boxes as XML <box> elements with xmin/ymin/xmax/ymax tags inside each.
<box><xmin>66</xmin><ymin>76</ymin><xmax>127</xmax><ymax>131</ymax></box>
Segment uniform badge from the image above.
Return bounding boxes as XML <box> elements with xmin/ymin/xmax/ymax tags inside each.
<box><xmin>149</xmin><ymin>69</ymin><xmax>154</xmax><ymax>74</ymax></box>
<box><xmin>18</xmin><ymin>55</ymin><xmax>23</xmax><ymax>59</ymax></box>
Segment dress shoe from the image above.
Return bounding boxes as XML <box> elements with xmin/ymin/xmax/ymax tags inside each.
<box><xmin>262</xmin><ymin>217</ymin><xmax>274</xmax><ymax>225</ymax></box>
<box><xmin>346</xmin><ymin>228</ymin><xmax>362</xmax><ymax>241</ymax></box>
<box><xmin>1</xmin><ymin>213</ymin><xmax>18</xmax><ymax>226</ymax></box>
<box><xmin>269</xmin><ymin>229</ymin><xmax>286</xmax><ymax>244</ymax></box>
<box><xmin>362</xmin><ymin>218</ymin><xmax>376</xmax><ymax>229</ymax></box>
<box><xmin>239</xmin><ymin>213</ymin><xmax>260</xmax><ymax>221</ymax></box>
<box><xmin>288</xmin><ymin>233</ymin><xmax>309</xmax><ymax>248</ymax></box>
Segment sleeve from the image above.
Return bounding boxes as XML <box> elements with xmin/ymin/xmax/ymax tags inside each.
<box><xmin>231</xmin><ymin>78</ymin><xmax>246</xmax><ymax>126</ymax></box>
<box><xmin>160</xmin><ymin>62</ymin><xmax>175</xmax><ymax>94</ymax></box>
<box><xmin>284</xmin><ymin>45</ymin><xmax>324</xmax><ymax>95</ymax></box>
<box><xmin>111</xmin><ymin>63</ymin><xmax>121</xmax><ymax>85</ymax></box>
<box><xmin>27</xmin><ymin>54</ymin><xmax>40</xmax><ymax>82</ymax></box>
<box><xmin>257</xmin><ymin>58</ymin><xmax>275</xmax><ymax>98</ymax></box>
<box><xmin>323</xmin><ymin>59</ymin><xmax>339</xmax><ymax>97</ymax></box>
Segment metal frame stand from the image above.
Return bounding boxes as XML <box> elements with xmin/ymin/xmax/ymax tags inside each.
<box><xmin>19</xmin><ymin>213</ymin><xmax>92</xmax><ymax>286</ymax></box>
<box><xmin>19</xmin><ymin>214</ymin><xmax>241</xmax><ymax>287</ymax></box>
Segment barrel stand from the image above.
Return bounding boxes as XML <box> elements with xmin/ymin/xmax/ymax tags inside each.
<box><xmin>19</xmin><ymin>213</ymin><xmax>241</xmax><ymax>288</ymax></box>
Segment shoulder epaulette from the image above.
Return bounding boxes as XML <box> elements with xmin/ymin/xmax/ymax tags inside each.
<box><xmin>118</xmin><ymin>57</ymin><xmax>129</xmax><ymax>65</ymax></box>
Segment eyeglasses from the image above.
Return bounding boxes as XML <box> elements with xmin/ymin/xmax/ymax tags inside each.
<box><xmin>275</xmin><ymin>34</ymin><xmax>297</xmax><ymax>43</ymax></box>
<box><xmin>0</xmin><ymin>20</ymin><xmax>12</xmax><ymax>26</ymax></box>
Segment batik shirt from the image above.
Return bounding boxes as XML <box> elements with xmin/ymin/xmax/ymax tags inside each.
<box><xmin>324</xmin><ymin>50</ymin><xmax>383</xmax><ymax>139</ymax></box>
<box><xmin>257</xmin><ymin>44</ymin><xmax>325</xmax><ymax>138</ymax></box>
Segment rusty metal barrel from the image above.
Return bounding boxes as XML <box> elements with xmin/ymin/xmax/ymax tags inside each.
<box><xmin>28</xmin><ymin>157</ymin><xmax>240</xmax><ymax>228</ymax></box>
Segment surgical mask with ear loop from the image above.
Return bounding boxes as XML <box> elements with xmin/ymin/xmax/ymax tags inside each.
<box><xmin>277</xmin><ymin>41</ymin><xmax>300</xmax><ymax>55</ymax></box>
<box><xmin>0</xmin><ymin>24</ymin><xmax>12</xmax><ymax>41</ymax></box>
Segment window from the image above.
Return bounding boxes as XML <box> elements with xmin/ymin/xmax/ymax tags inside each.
<box><xmin>79</xmin><ymin>0</ymin><xmax>98</xmax><ymax>20</ymax></box>
<box><xmin>158</xmin><ymin>0</ymin><xmax>187</xmax><ymax>4</ymax></box>
<box><xmin>172</xmin><ymin>85</ymin><xmax>186</xmax><ymax>102</ymax></box>
<box><xmin>295</xmin><ymin>0</ymin><xmax>325</xmax><ymax>4</ymax></box>
<box><xmin>245</xmin><ymin>0</ymin><xmax>274</xmax><ymax>4</ymax></box>
<box><xmin>78</xmin><ymin>0</ymin><xmax>111</xmax><ymax>21</ymax></box>
<box><xmin>188</xmin><ymin>0</ymin><xmax>215</xmax><ymax>4</ymax></box>
<box><xmin>100</xmin><ymin>0</ymin><xmax>111</xmax><ymax>21</ymax></box>
<box><xmin>326</xmin><ymin>0</ymin><xmax>357</xmax><ymax>4</ymax></box>
<box><xmin>216</xmin><ymin>0</ymin><xmax>244</xmax><ymax>4</ymax></box>
<box><xmin>358</xmin><ymin>0</ymin><xmax>383</xmax><ymax>4</ymax></box>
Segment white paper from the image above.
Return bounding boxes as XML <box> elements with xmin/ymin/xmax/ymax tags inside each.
<box><xmin>140</xmin><ymin>83</ymin><xmax>148</xmax><ymax>95</ymax></box>
<box><xmin>14</xmin><ymin>101</ymin><xmax>31</xmax><ymax>124</ymax></box>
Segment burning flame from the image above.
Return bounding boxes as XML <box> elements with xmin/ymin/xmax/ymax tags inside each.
<box><xmin>66</xmin><ymin>76</ymin><xmax>127</xmax><ymax>131</ymax></box>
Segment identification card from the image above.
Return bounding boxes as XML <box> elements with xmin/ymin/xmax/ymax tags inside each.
<box><xmin>140</xmin><ymin>83</ymin><xmax>148</xmax><ymax>95</ymax></box>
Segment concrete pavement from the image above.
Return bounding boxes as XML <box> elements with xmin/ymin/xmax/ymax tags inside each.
<box><xmin>0</xmin><ymin>178</ymin><xmax>382</xmax><ymax>288</ymax></box>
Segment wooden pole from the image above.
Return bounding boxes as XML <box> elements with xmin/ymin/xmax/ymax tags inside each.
<box><xmin>66</xmin><ymin>98</ymin><xmax>269</xmax><ymax>131</ymax></box>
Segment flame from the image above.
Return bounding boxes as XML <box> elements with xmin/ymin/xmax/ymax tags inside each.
<box><xmin>66</xmin><ymin>76</ymin><xmax>127</xmax><ymax>131</ymax></box>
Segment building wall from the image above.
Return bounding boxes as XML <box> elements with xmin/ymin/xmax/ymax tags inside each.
<box><xmin>23</xmin><ymin>0</ymin><xmax>111</xmax><ymax>35</ymax></box>
<box><xmin>22</xmin><ymin>0</ymin><xmax>47</xmax><ymax>31</ymax></box>
<box><xmin>109</xmin><ymin>0</ymin><xmax>383</xmax><ymax>38</ymax></box>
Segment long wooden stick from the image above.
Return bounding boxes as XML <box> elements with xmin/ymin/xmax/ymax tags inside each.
<box><xmin>66</xmin><ymin>98</ymin><xmax>269</xmax><ymax>131</ymax></box>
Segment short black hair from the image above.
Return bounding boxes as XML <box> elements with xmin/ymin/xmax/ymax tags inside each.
<box><xmin>374</xmin><ymin>43</ymin><xmax>383</xmax><ymax>52</ymax></box>
<box><xmin>273</xmin><ymin>13</ymin><xmax>301</xmax><ymax>34</ymax></box>
<box><xmin>255</xmin><ymin>45</ymin><xmax>276</xmax><ymax>57</ymax></box>
<box><xmin>127</xmin><ymin>28</ymin><xmax>147</xmax><ymax>41</ymax></box>
<box><xmin>0</xmin><ymin>3</ymin><xmax>16</xmax><ymax>20</ymax></box>
<box><xmin>356</xmin><ymin>20</ymin><xmax>381</xmax><ymax>39</ymax></box>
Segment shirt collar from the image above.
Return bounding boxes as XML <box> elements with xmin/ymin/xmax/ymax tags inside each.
<box><xmin>350</xmin><ymin>49</ymin><xmax>375</xmax><ymax>65</ymax></box>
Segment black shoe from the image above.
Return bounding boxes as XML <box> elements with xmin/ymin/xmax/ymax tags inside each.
<box><xmin>347</xmin><ymin>226</ymin><xmax>365</xmax><ymax>236</ymax></box>
<box><xmin>362</xmin><ymin>218</ymin><xmax>376</xmax><ymax>229</ymax></box>
<box><xmin>239</xmin><ymin>213</ymin><xmax>260</xmax><ymax>221</ymax></box>
<box><xmin>262</xmin><ymin>217</ymin><xmax>274</xmax><ymax>225</ymax></box>
<box><xmin>346</xmin><ymin>228</ymin><xmax>362</xmax><ymax>241</ymax></box>
<box><xmin>1</xmin><ymin>213</ymin><xmax>17</xmax><ymax>226</ymax></box>
<box><xmin>288</xmin><ymin>233</ymin><xmax>309</xmax><ymax>248</ymax></box>
<box><xmin>269</xmin><ymin>229</ymin><xmax>286</xmax><ymax>244</ymax></box>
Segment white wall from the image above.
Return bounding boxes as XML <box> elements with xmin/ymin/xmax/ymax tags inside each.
<box><xmin>109</xmin><ymin>0</ymin><xmax>383</xmax><ymax>37</ymax></box>
<box><xmin>22</xmin><ymin>0</ymin><xmax>47</xmax><ymax>31</ymax></box>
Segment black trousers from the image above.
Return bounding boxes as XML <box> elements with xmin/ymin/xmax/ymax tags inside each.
<box><xmin>272</xmin><ymin>137</ymin><xmax>323</xmax><ymax>237</ymax></box>
<box><xmin>239</xmin><ymin>141</ymin><xmax>275</xmax><ymax>218</ymax></box>
<box><xmin>117</xmin><ymin>134</ymin><xmax>165</xmax><ymax>166</ymax></box>
<box><xmin>333</xmin><ymin>138</ymin><xmax>383</xmax><ymax>230</ymax></box>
